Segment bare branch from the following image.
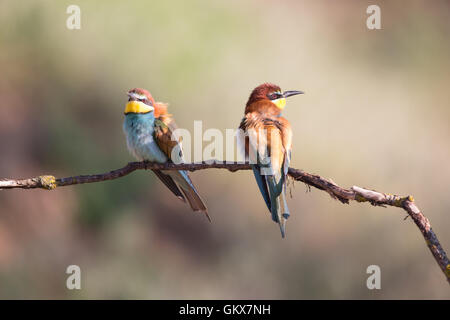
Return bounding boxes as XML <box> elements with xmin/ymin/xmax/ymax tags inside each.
<box><xmin>1</xmin><ymin>161</ymin><xmax>449</xmax><ymax>284</ymax></box>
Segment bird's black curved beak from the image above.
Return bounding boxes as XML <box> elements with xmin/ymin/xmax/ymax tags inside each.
<box><xmin>283</xmin><ymin>90</ymin><xmax>304</xmax><ymax>98</ymax></box>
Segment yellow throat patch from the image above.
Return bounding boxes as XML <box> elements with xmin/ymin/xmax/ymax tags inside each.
<box><xmin>124</xmin><ymin>101</ymin><xmax>154</xmax><ymax>114</ymax></box>
<box><xmin>272</xmin><ymin>97</ymin><xmax>286</xmax><ymax>110</ymax></box>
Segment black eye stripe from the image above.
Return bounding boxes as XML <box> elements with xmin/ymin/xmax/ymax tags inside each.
<box><xmin>140</xmin><ymin>98</ymin><xmax>153</xmax><ymax>106</ymax></box>
<box><xmin>268</xmin><ymin>92</ymin><xmax>282</xmax><ymax>100</ymax></box>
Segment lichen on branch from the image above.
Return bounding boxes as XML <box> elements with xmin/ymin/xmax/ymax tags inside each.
<box><xmin>0</xmin><ymin>160</ymin><xmax>448</xmax><ymax>284</ymax></box>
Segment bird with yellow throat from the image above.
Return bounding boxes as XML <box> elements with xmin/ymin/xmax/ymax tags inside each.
<box><xmin>239</xmin><ymin>83</ymin><xmax>303</xmax><ymax>237</ymax></box>
<box><xmin>123</xmin><ymin>88</ymin><xmax>209</xmax><ymax>221</ymax></box>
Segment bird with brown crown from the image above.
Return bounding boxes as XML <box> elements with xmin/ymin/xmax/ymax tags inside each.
<box><xmin>123</xmin><ymin>88</ymin><xmax>209</xmax><ymax>221</ymax></box>
<box><xmin>238</xmin><ymin>83</ymin><xmax>303</xmax><ymax>237</ymax></box>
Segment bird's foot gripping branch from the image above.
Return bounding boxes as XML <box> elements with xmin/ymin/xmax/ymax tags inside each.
<box><xmin>0</xmin><ymin>161</ymin><xmax>449</xmax><ymax>284</ymax></box>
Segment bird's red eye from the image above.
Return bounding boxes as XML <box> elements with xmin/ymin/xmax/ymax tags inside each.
<box><xmin>268</xmin><ymin>93</ymin><xmax>280</xmax><ymax>100</ymax></box>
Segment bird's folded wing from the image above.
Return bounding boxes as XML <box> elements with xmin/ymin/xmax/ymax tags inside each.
<box><xmin>152</xmin><ymin>115</ymin><xmax>187</xmax><ymax>201</ymax></box>
<box><xmin>153</xmin><ymin>115</ymin><xmax>209</xmax><ymax>218</ymax></box>
<box><xmin>263</xmin><ymin>122</ymin><xmax>285</xmax><ymax>176</ymax></box>
<box><xmin>153</xmin><ymin>115</ymin><xmax>184</xmax><ymax>163</ymax></box>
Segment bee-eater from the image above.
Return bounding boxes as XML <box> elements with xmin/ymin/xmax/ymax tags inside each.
<box><xmin>123</xmin><ymin>88</ymin><xmax>209</xmax><ymax>221</ymax></box>
<box><xmin>239</xmin><ymin>83</ymin><xmax>303</xmax><ymax>237</ymax></box>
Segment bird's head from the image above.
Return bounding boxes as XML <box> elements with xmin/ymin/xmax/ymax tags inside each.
<box><xmin>124</xmin><ymin>88</ymin><xmax>156</xmax><ymax>115</ymax></box>
<box><xmin>246</xmin><ymin>83</ymin><xmax>303</xmax><ymax>112</ymax></box>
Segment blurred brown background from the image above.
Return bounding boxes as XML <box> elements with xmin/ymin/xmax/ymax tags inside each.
<box><xmin>0</xmin><ymin>0</ymin><xmax>449</xmax><ymax>299</ymax></box>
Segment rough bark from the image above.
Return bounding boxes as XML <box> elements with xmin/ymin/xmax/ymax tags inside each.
<box><xmin>1</xmin><ymin>161</ymin><xmax>449</xmax><ymax>284</ymax></box>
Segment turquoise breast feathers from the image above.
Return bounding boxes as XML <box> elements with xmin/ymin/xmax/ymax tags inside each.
<box><xmin>123</xmin><ymin>113</ymin><xmax>168</xmax><ymax>163</ymax></box>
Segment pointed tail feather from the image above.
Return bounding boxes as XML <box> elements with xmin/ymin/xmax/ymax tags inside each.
<box><xmin>251</xmin><ymin>164</ymin><xmax>290</xmax><ymax>237</ymax></box>
<box><xmin>152</xmin><ymin>170</ymin><xmax>186</xmax><ymax>202</ymax></box>
<box><xmin>165</xmin><ymin>170</ymin><xmax>210</xmax><ymax>221</ymax></box>
<box><xmin>180</xmin><ymin>186</ymin><xmax>210</xmax><ymax>222</ymax></box>
<box><xmin>252</xmin><ymin>165</ymin><xmax>271</xmax><ymax>211</ymax></box>
<box><xmin>278</xmin><ymin>187</ymin><xmax>290</xmax><ymax>238</ymax></box>
<box><xmin>267</xmin><ymin>175</ymin><xmax>289</xmax><ymax>238</ymax></box>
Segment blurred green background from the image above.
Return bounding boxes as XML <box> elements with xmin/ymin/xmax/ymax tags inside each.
<box><xmin>0</xmin><ymin>0</ymin><xmax>449</xmax><ymax>299</ymax></box>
